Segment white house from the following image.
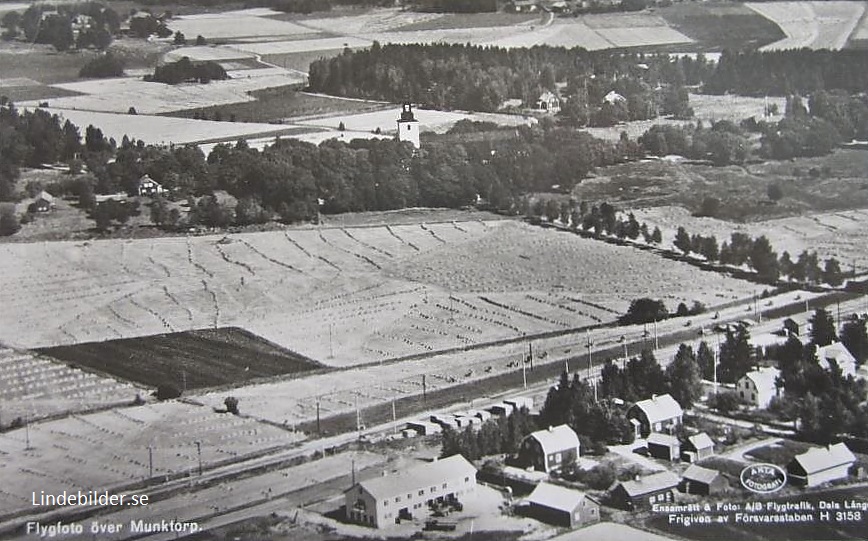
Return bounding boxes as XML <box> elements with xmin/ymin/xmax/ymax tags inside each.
<box><xmin>137</xmin><ymin>175</ymin><xmax>165</xmax><ymax>196</ymax></box>
<box><xmin>535</xmin><ymin>91</ymin><xmax>560</xmax><ymax>114</ymax></box>
<box><xmin>737</xmin><ymin>367</ymin><xmax>781</xmax><ymax>409</ymax></box>
<box><xmin>787</xmin><ymin>443</ymin><xmax>856</xmax><ymax>487</ymax></box>
<box><xmin>627</xmin><ymin>394</ymin><xmax>683</xmax><ymax>439</ymax></box>
<box><xmin>344</xmin><ymin>455</ymin><xmax>477</xmax><ymax>528</ymax></box>
<box><xmin>603</xmin><ymin>90</ymin><xmax>626</xmax><ymax>104</ymax></box>
<box><xmin>816</xmin><ymin>342</ymin><xmax>857</xmax><ymax>378</ymax></box>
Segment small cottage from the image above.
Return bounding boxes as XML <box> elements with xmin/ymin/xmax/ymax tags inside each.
<box><xmin>608</xmin><ymin>471</ymin><xmax>680</xmax><ymax>511</ymax></box>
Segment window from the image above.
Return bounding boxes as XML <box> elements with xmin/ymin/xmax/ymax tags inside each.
<box><xmin>407</xmin><ymin>125</ymin><xmax>411</xmax><ymax>131</ymax></box>
<box><xmin>752</xmin><ymin>393</ymin><xmax>756</xmax><ymax>401</ymax></box>
<box><xmin>442</xmin><ymin>483</ymin><xmax>448</xmax><ymax>489</ymax></box>
<box><xmin>395</xmin><ymin>497</ymin><xmax>400</xmax><ymax>503</ymax></box>
<box><xmin>554</xmin><ymin>452</ymin><xmax>562</xmax><ymax>463</ymax></box>
<box><xmin>384</xmin><ymin>501</ymin><xmax>388</xmax><ymax>507</ymax></box>
<box><xmin>407</xmin><ymin>494</ymin><xmax>411</xmax><ymax>500</ymax></box>
<box><xmin>465</xmin><ymin>477</ymin><xmax>470</xmax><ymax>483</ymax></box>
<box><xmin>430</xmin><ymin>486</ymin><xmax>436</xmax><ymax>493</ymax></box>
<box><xmin>418</xmin><ymin>490</ymin><xmax>424</xmax><ymax>496</ymax></box>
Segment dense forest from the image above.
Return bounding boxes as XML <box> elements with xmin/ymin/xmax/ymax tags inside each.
<box><xmin>308</xmin><ymin>43</ymin><xmax>701</xmax><ymax>120</ymax></box>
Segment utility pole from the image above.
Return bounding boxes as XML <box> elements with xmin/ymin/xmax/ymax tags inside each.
<box><xmin>328</xmin><ymin>324</ymin><xmax>334</xmax><ymax>359</ymax></box>
<box><xmin>181</xmin><ymin>370</ymin><xmax>187</xmax><ymax>394</ymax></box>
<box><xmin>148</xmin><ymin>445</ymin><xmax>153</xmax><ymax>479</ymax></box>
<box><xmin>195</xmin><ymin>441</ymin><xmax>202</xmax><ymax>476</ymax></box>
<box><xmin>316</xmin><ymin>396</ymin><xmax>321</xmax><ymax>436</ymax></box>
<box><xmin>392</xmin><ymin>398</ymin><xmax>397</xmax><ymax>435</ymax></box>
<box><xmin>24</xmin><ymin>415</ymin><xmax>31</xmax><ymax>450</ymax></box>
<box><xmin>654</xmin><ymin>320</ymin><xmax>659</xmax><ymax>351</ymax></box>
<box><xmin>585</xmin><ymin>330</ymin><xmax>593</xmax><ymax>379</ymax></box>
<box><xmin>355</xmin><ymin>393</ymin><xmax>361</xmax><ymax>442</ymax></box>
<box><xmin>620</xmin><ymin>335</ymin><xmax>628</xmax><ymax>368</ymax></box>
<box><xmin>522</xmin><ymin>358</ymin><xmax>527</xmax><ymax>389</ymax></box>
<box><xmin>351</xmin><ymin>458</ymin><xmax>356</xmax><ymax>486</ymax></box>
<box><xmin>422</xmin><ymin>374</ymin><xmax>427</xmax><ymax>405</ymax></box>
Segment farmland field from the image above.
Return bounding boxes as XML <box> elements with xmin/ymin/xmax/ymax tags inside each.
<box><xmin>168</xmin><ymin>9</ymin><xmax>318</xmax><ymax>40</ymax></box>
<box><xmin>0</xmin><ymin>346</ymin><xmax>142</xmax><ymax>424</ymax></box>
<box><xmin>37</xmin><ymin>327</ymin><xmax>324</xmax><ymax>391</ymax></box>
<box><xmin>747</xmin><ymin>1</ymin><xmax>865</xmax><ymax>50</ymax></box>
<box><xmin>659</xmin><ymin>1</ymin><xmax>787</xmax><ymax>50</ymax></box>
<box><xmin>0</xmin><ymin>401</ymin><xmax>305</xmax><ymax>516</ymax></box>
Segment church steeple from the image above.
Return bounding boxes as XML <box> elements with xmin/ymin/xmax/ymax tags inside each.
<box><xmin>397</xmin><ymin>102</ymin><xmax>420</xmax><ymax>149</ymax></box>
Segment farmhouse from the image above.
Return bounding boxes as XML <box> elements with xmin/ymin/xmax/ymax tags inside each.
<box><xmin>646</xmin><ymin>433</ymin><xmax>680</xmax><ymax>461</ymax></box>
<box><xmin>137</xmin><ymin>175</ymin><xmax>165</xmax><ymax>196</ymax></box>
<box><xmin>816</xmin><ymin>342</ymin><xmax>857</xmax><ymax>378</ymax></box>
<box><xmin>737</xmin><ymin>367</ymin><xmax>781</xmax><ymax>409</ymax></box>
<box><xmin>518</xmin><ymin>424</ymin><xmax>581</xmax><ymax>473</ymax></box>
<box><xmin>680</xmin><ymin>465</ymin><xmax>727</xmax><ymax>496</ymax></box>
<box><xmin>787</xmin><ymin>443</ymin><xmax>856</xmax><ymax>487</ymax></box>
<box><xmin>627</xmin><ymin>394</ymin><xmax>683</xmax><ymax>439</ymax></box>
<box><xmin>30</xmin><ymin>190</ymin><xmax>55</xmax><ymax>213</ymax></box>
<box><xmin>681</xmin><ymin>433</ymin><xmax>715</xmax><ymax>463</ymax></box>
<box><xmin>534</xmin><ymin>91</ymin><xmax>561</xmax><ymax>114</ymax></box>
<box><xmin>608</xmin><ymin>471</ymin><xmax>680</xmax><ymax>511</ymax></box>
<box><xmin>344</xmin><ymin>455</ymin><xmax>477</xmax><ymax>528</ymax></box>
<box><xmin>523</xmin><ymin>482</ymin><xmax>600</xmax><ymax>528</ymax></box>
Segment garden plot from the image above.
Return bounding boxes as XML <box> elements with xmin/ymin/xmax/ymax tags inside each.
<box><xmin>32</xmin><ymin>108</ymin><xmax>303</xmax><ymax>146</ymax></box>
<box><xmin>0</xmin><ymin>401</ymin><xmax>304</xmax><ymax>516</ymax></box>
<box><xmin>0</xmin><ymin>348</ymin><xmax>141</xmax><ymax>423</ymax></box>
<box><xmin>631</xmin><ymin>206</ymin><xmax>868</xmax><ymax>274</ymax></box>
<box><xmin>747</xmin><ymin>1</ymin><xmax>864</xmax><ymax>50</ymax></box>
<box><xmin>168</xmin><ymin>13</ymin><xmax>317</xmax><ymax>40</ymax></box>
<box><xmin>20</xmin><ymin>70</ymin><xmax>306</xmax><ymax>114</ymax></box>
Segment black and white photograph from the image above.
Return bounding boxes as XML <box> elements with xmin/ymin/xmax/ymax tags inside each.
<box><xmin>0</xmin><ymin>0</ymin><xmax>867</xmax><ymax>539</ymax></box>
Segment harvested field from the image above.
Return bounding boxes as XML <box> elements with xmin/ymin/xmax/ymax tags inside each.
<box><xmin>0</xmin><ymin>401</ymin><xmax>304</xmax><ymax>516</ymax></box>
<box><xmin>0</xmin><ymin>346</ymin><xmax>141</xmax><ymax>424</ymax></box>
<box><xmin>293</xmin><ymin>106</ymin><xmax>532</xmax><ymax>134</ymax></box>
<box><xmin>747</xmin><ymin>1</ymin><xmax>864</xmax><ymax>50</ymax></box>
<box><xmin>484</xmin><ymin>18</ymin><xmax>692</xmax><ymax>50</ymax></box>
<box><xmin>31</xmin><ymin>107</ymin><xmax>312</xmax><ymax>146</ymax></box>
<box><xmin>164</xmin><ymin>45</ymin><xmax>257</xmax><ymax>63</ymax></box>
<box><xmin>300</xmin><ymin>9</ymin><xmax>446</xmax><ymax>34</ymax></box>
<box><xmin>0</xmin><ymin>220</ymin><xmax>757</xmax><ymax>367</ymax></box>
<box><xmin>394</xmin><ymin>12</ymin><xmax>539</xmax><ymax>31</ymax></box>
<box><xmin>659</xmin><ymin>1</ymin><xmax>787</xmax><ymax>50</ymax></box>
<box><xmin>231</xmin><ymin>37</ymin><xmax>372</xmax><ymax>56</ymax></box>
<box><xmin>18</xmin><ymin>71</ymin><xmax>307</xmax><ymax>114</ymax></box>
<box><xmin>37</xmin><ymin>327</ymin><xmax>323</xmax><ymax>391</ymax></box>
<box><xmin>168</xmin><ymin>12</ymin><xmax>318</xmax><ymax>40</ymax></box>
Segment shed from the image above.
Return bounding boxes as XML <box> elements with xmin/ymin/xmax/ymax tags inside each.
<box><xmin>680</xmin><ymin>465</ymin><xmax>727</xmax><ymax>495</ymax></box>
<box><xmin>682</xmin><ymin>433</ymin><xmax>715</xmax><ymax>463</ymax></box>
<box><xmin>505</xmin><ymin>396</ymin><xmax>534</xmax><ymax>411</ymax></box>
<box><xmin>783</xmin><ymin>318</ymin><xmax>800</xmax><ymax>336</ymax></box>
<box><xmin>646</xmin><ymin>433</ymin><xmax>680</xmax><ymax>462</ymax></box>
<box><xmin>430</xmin><ymin>415</ymin><xmax>460</xmax><ymax>430</ymax></box>
<box><xmin>523</xmin><ymin>483</ymin><xmax>600</xmax><ymax>528</ymax></box>
<box><xmin>488</xmin><ymin>403</ymin><xmax>515</xmax><ymax>416</ymax></box>
<box><xmin>407</xmin><ymin>421</ymin><xmax>442</xmax><ymax>436</ymax></box>
<box><xmin>472</xmin><ymin>410</ymin><xmax>492</xmax><ymax>422</ymax></box>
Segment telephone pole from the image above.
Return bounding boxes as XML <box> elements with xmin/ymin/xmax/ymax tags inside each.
<box><xmin>585</xmin><ymin>330</ymin><xmax>593</xmax><ymax>379</ymax></box>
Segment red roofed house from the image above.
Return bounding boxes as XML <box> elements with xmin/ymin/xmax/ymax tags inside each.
<box><xmin>608</xmin><ymin>471</ymin><xmax>680</xmax><ymax>511</ymax></box>
<box><xmin>518</xmin><ymin>424</ymin><xmax>580</xmax><ymax>473</ymax></box>
<box><xmin>787</xmin><ymin>443</ymin><xmax>856</xmax><ymax>487</ymax></box>
<box><xmin>627</xmin><ymin>394</ymin><xmax>683</xmax><ymax>439</ymax></box>
<box><xmin>523</xmin><ymin>482</ymin><xmax>600</xmax><ymax>528</ymax></box>
<box><xmin>344</xmin><ymin>454</ymin><xmax>477</xmax><ymax>528</ymax></box>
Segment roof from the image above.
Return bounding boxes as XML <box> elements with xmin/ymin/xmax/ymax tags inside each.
<box><xmin>351</xmin><ymin>455</ymin><xmax>477</xmax><ymax>500</ymax></box>
<box><xmin>525</xmin><ymin>424</ymin><xmax>580</xmax><ymax>455</ymax></box>
<box><xmin>604</xmin><ymin>90</ymin><xmax>626</xmax><ymax>103</ymax></box>
<box><xmin>647</xmin><ymin>433</ymin><xmax>680</xmax><ymax>447</ymax></box>
<box><xmin>537</xmin><ymin>91</ymin><xmax>558</xmax><ymax>101</ymax></box>
<box><xmin>632</xmin><ymin>394</ymin><xmax>683</xmax><ymax>424</ymax></box>
<box><xmin>526</xmin><ymin>482</ymin><xmax>591</xmax><ymax>512</ymax></box>
<box><xmin>791</xmin><ymin>443</ymin><xmax>856</xmax><ymax>475</ymax></box>
<box><xmin>138</xmin><ymin>174</ymin><xmax>161</xmax><ymax>186</ymax></box>
<box><xmin>686</xmin><ymin>432</ymin><xmax>714</xmax><ymax>450</ymax></box>
<box><xmin>742</xmin><ymin>367</ymin><xmax>781</xmax><ymax>392</ymax></box>
<box><xmin>816</xmin><ymin>343</ymin><xmax>857</xmax><ymax>375</ymax></box>
<box><xmin>682</xmin><ymin>465</ymin><xmax>721</xmax><ymax>485</ymax></box>
<box><xmin>37</xmin><ymin>190</ymin><xmax>54</xmax><ymax>203</ymax></box>
<box><xmin>615</xmin><ymin>471</ymin><xmax>680</xmax><ymax>497</ymax></box>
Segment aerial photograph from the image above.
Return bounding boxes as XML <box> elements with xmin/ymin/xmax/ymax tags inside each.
<box><xmin>0</xmin><ymin>0</ymin><xmax>866</xmax><ymax>539</ymax></box>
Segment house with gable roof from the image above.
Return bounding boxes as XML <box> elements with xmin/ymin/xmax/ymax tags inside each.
<box><xmin>517</xmin><ymin>424</ymin><xmax>580</xmax><ymax>473</ymax></box>
<box><xmin>787</xmin><ymin>443</ymin><xmax>856</xmax><ymax>487</ymax></box>
<box><xmin>680</xmin><ymin>464</ymin><xmax>727</xmax><ymax>495</ymax></box>
<box><xmin>737</xmin><ymin>367</ymin><xmax>781</xmax><ymax>409</ymax></box>
<box><xmin>682</xmin><ymin>432</ymin><xmax>715</xmax><ymax>463</ymax></box>
<box><xmin>626</xmin><ymin>394</ymin><xmax>683</xmax><ymax>439</ymax></box>
<box><xmin>344</xmin><ymin>454</ymin><xmax>477</xmax><ymax>528</ymax></box>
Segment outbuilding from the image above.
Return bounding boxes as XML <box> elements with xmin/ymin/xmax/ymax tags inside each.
<box><xmin>523</xmin><ymin>482</ymin><xmax>600</xmax><ymax>528</ymax></box>
<box><xmin>682</xmin><ymin>433</ymin><xmax>715</xmax><ymax>463</ymax></box>
<box><xmin>680</xmin><ymin>465</ymin><xmax>727</xmax><ymax>495</ymax></box>
<box><xmin>646</xmin><ymin>433</ymin><xmax>680</xmax><ymax>462</ymax></box>
<box><xmin>787</xmin><ymin>443</ymin><xmax>856</xmax><ymax>487</ymax></box>
<box><xmin>608</xmin><ymin>471</ymin><xmax>680</xmax><ymax>511</ymax></box>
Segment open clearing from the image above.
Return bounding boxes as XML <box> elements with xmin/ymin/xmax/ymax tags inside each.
<box><xmin>38</xmin><ymin>327</ymin><xmax>324</xmax><ymax>391</ymax></box>
<box><xmin>168</xmin><ymin>10</ymin><xmax>318</xmax><ymax>40</ymax></box>
<box><xmin>747</xmin><ymin>1</ymin><xmax>865</xmax><ymax>50</ymax></box>
<box><xmin>0</xmin><ymin>401</ymin><xmax>305</xmax><ymax>516</ymax></box>
<box><xmin>659</xmin><ymin>1</ymin><xmax>787</xmax><ymax>51</ymax></box>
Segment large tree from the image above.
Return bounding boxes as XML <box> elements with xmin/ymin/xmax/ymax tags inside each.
<box><xmin>665</xmin><ymin>344</ymin><xmax>702</xmax><ymax>408</ymax></box>
<box><xmin>809</xmin><ymin>308</ymin><xmax>836</xmax><ymax>347</ymax></box>
<box><xmin>718</xmin><ymin>325</ymin><xmax>753</xmax><ymax>384</ymax></box>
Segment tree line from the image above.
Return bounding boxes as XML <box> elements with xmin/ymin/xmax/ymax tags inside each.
<box><xmin>1</xmin><ymin>2</ymin><xmax>121</xmax><ymax>51</ymax></box>
<box><xmin>440</xmin><ymin>407</ymin><xmax>536</xmax><ymax>461</ymax></box>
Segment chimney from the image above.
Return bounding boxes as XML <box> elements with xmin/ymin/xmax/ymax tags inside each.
<box><xmin>548</xmin><ymin>426</ymin><xmax>553</xmax><ymax>432</ymax></box>
<box><xmin>635</xmin><ymin>474</ymin><xmax>641</xmax><ymax>482</ymax></box>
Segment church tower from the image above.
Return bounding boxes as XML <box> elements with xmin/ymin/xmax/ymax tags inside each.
<box><xmin>397</xmin><ymin>102</ymin><xmax>420</xmax><ymax>149</ymax></box>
